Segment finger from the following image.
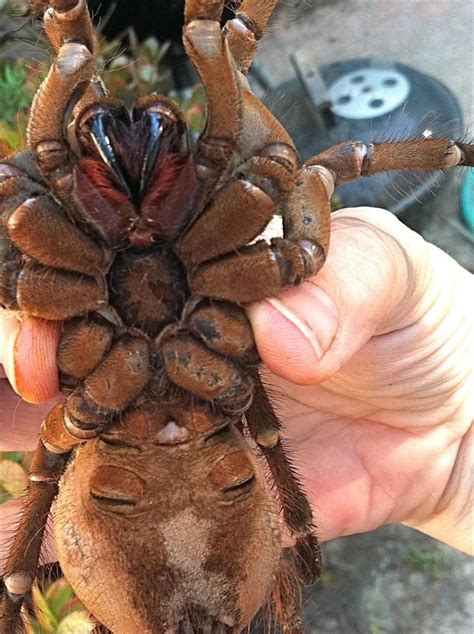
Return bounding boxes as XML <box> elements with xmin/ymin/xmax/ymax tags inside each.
<box><xmin>0</xmin><ymin>310</ymin><xmax>61</xmax><ymax>403</ymax></box>
<box><xmin>247</xmin><ymin>207</ymin><xmax>435</xmax><ymax>384</ymax></box>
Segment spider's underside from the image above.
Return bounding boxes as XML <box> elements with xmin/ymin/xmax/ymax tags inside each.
<box><xmin>0</xmin><ymin>1</ymin><xmax>473</xmax><ymax>633</ymax></box>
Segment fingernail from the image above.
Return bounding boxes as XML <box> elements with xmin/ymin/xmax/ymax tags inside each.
<box><xmin>248</xmin><ymin>283</ymin><xmax>340</xmax><ymax>383</ymax></box>
<box><xmin>268</xmin><ymin>284</ymin><xmax>339</xmax><ymax>359</ymax></box>
<box><xmin>0</xmin><ymin>312</ymin><xmax>21</xmax><ymax>390</ymax></box>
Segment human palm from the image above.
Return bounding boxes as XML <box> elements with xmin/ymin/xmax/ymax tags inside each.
<box><xmin>269</xmin><ymin>370</ymin><xmax>468</xmax><ymax>543</ymax></box>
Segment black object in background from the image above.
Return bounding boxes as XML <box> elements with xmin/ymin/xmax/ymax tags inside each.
<box><xmin>87</xmin><ymin>0</ymin><xmax>233</xmax><ymax>91</ymax></box>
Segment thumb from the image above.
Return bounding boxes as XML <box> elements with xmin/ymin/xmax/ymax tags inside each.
<box><xmin>247</xmin><ymin>207</ymin><xmax>430</xmax><ymax>384</ymax></box>
<box><xmin>0</xmin><ymin>311</ymin><xmax>61</xmax><ymax>403</ymax></box>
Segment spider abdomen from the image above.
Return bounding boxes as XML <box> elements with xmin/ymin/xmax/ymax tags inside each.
<box><xmin>54</xmin><ymin>404</ymin><xmax>281</xmax><ymax>633</ymax></box>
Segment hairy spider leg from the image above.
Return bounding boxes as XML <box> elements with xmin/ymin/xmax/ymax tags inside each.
<box><xmin>0</xmin><ymin>404</ymin><xmax>85</xmax><ymax>633</ymax></box>
<box><xmin>42</xmin><ymin>0</ymin><xmax>106</xmax><ymax>115</ymax></box>
<box><xmin>225</xmin><ymin>0</ymin><xmax>279</xmax><ymax>74</ymax></box>
<box><xmin>0</xmin><ymin>151</ymin><xmax>109</xmax><ymax>319</ymax></box>
<box><xmin>28</xmin><ymin>0</ymin><xmax>97</xmax><ymax>203</ymax></box>
<box><xmin>305</xmin><ymin>138</ymin><xmax>474</xmax><ymax>185</ymax></box>
<box><xmin>42</xmin><ymin>0</ymin><xmax>96</xmax><ymax>53</ymax></box>
<box><xmin>183</xmin><ymin>1</ymin><xmax>241</xmax><ymax>197</ymax></box>
<box><xmin>159</xmin><ymin>298</ymin><xmax>259</xmax><ymax>414</ymax></box>
<box><xmin>184</xmin><ymin>90</ymin><xmax>331</xmax><ymax>303</ymax></box>
<box><xmin>0</xmin><ymin>2</ymin><xmax>113</xmax><ymax>322</ymax></box>
<box><xmin>245</xmin><ymin>374</ymin><xmax>322</xmax><ymax>632</ymax></box>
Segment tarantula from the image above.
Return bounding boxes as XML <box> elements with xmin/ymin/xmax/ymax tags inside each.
<box><xmin>0</xmin><ymin>1</ymin><xmax>472</xmax><ymax>632</ymax></box>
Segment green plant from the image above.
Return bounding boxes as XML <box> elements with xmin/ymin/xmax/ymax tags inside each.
<box><xmin>0</xmin><ymin>62</ymin><xmax>33</xmax><ymax>123</ymax></box>
<box><xmin>98</xmin><ymin>33</ymin><xmax>171</xmax><ymax>99</ymax></box>
<box><xmin>24</xmin><ymin>579</ymin><xmax>94</xmax><ymax>634</ymax></box>
<box><xmin>0</xmin><ymin>58</ymin><xmax>48</xmax><ymax>155</ymax></box>
<box><xmin>0</xmin><ymin>13</ymin><xmax>207</xmax><ymax>155</ymax></box>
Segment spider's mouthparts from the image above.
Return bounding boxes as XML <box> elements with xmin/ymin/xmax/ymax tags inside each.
<box><xmin>85</xmin><ymin>113</ymin><xmax>133</xmax><ymax>199</ymax></box>
<box><xmin>76</xmin><ymin>99</ymin><xmax>190</xmax><ymax>206</ymax></box>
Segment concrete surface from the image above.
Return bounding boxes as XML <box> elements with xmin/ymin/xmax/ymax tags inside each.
<box><xmin>303</xmin><ymin>526</ymin><xmax>473</xmax><ymax>633</ymax></box>
<box><xmin>258</xmin><ymin>0</ymin><xmax>473</xmax><ymax>124</ymax></box>
<box><xmin>251</xmin><ymin>2</ymin><xmax>473</xmax><ymax>632</ymax></box>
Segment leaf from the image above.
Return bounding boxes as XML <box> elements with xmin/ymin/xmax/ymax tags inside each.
<box><xmin>0</xmin><ymin>459</ymin><xmax>28</xmax><ymax>498</ymax></box>
<box><xmin>32</xmin><ymin>583</ymin><xmax>58</xmax><ymax>632</ymax></box>
<box><xmin>2</xmin><ymin>451</ymin><xmax>24</xmax><ymax>464</ymax></box>
<box><xmin>142</xmin><ymin>36</ymin><xmax>159</xmax><ymax>60</ymax></box>
<box><xmin>58</xmin><ymin>596</ymin><xmax>87</xmax><ymax>620</ymax></box>
<box><xmin>138</xmin><ymin>64</ymin><xmax>156</xmax><ymax>84</ymax></box>
<box><xmin>45</xmin><ymin>579</ymin><xmax>75</xmax><ymax>620</ymax></box>
<box><xmin>108</xmin><ymin>54</ymin><xmax>130</xmax><ymax>71</ymax></box>
<box><xmin>56</xmin><ymin>611</ymin><xmax>95</xmax><ymax>634</ymax></box>
<box><xmin>0</xmin><ymin>121</ymin><xmax>24</xmax><ymax>153</ymax></box>
<box><xmin>0</xmin><ymin>62</ymin><xmax>30</xmax><ymax>124</ymax></box>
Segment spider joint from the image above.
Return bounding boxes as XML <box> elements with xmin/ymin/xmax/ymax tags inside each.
<box><xmin>234</xmin><ymin>13</ymin><xmax>263</xmax><ymax>41</ymax></box>
<box><xmin>184</xmin><ymin>20</ymin><xmax>222</xmax><ymax>58</ymax></box>
<box><xmin>56</xmin><ymin>42</ymin><xmax>93</xmax><ymax>77</ymax></box>
<box><xmin>51</xmin><ymin>0</ymin><xmax>86</xmax><ymax>19</ymax></box>
<box><xmin>256</xmin><ymin>430</ymin><xmax>280</xmax><ymax>448</ymax></box>
<box><xmin>3</xmin><ymin>572</ymin><xmax>33</xmax><ymax>598</ymax></box>
<box><xmin>444</xmin><ymin>142</ymin><xmax>463</xmax><ymax>167</ymax></box>
<box><xmin>305</xmin><ymin>165</ymin><xmax>335</xmax><ymax>198</ymax></box>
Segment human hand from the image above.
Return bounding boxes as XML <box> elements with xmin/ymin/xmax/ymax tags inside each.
<box><xmin>248</xmin><ymin>207</ymin><xmax>473</xmax><ymax>554</ymax></box>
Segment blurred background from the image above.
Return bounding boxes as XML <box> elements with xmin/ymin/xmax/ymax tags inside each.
<box><xmin>0</xmin><ymin>1</ymin><xmax>472</xmax><ymax>632</ymax></box>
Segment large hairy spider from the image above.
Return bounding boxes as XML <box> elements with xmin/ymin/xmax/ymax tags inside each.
<box><xmin>0</xmin><ymin>1</ymin><xmax>472</xmax><ymax>632</ymax></box>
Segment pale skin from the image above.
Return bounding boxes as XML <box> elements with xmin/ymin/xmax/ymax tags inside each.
<box><xmin>0</xmin><ymin>207</ymin><xmax>472</xmax><ymax>569</ymax></box>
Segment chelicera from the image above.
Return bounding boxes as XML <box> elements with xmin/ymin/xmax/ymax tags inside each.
<box><xmin>0</xmin><ymin>1</ymin><xmax>472</xmax><ymax>632</ymax></box>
